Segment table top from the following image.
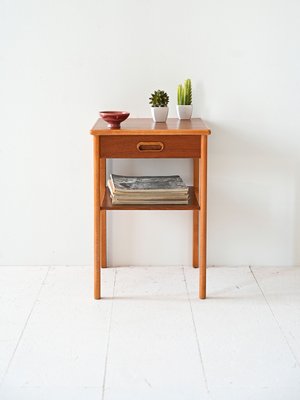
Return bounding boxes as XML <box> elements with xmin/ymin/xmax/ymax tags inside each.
<box><xmin>90</xmin><ymin>118</ymin><xmax>211</xmax><ymax>136</ymax></box>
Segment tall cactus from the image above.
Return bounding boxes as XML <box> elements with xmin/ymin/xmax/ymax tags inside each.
<box><xmin>177</xmin><ymin>84</ymin><xmax>184</xmax><ymax>105</ymax></box>
<box><xmin>177</xmin><ymin>79</ymin><xmax>192</xmax><ymax>105</ymax></box>
<box><xmin>184</xmin><ymin>79</ymin><xmax>192</xmax><ymax>105</ymax></box>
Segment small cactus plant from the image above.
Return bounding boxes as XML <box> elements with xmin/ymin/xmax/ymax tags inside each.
<box><xmin>149</xmin><ymin>90</ymin><xmax>169</xmax><ymax>107</ymax></box>
<box><xmin>177</xmin><ymin>79</ymin><xmax>192</xmax><ymax>105</ymax></box>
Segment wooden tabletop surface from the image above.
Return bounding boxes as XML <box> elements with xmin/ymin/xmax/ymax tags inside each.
<box><xmin>90</xmin><ymin>118</ymin><xmax>211</xmax><ymax>136</ymax></box>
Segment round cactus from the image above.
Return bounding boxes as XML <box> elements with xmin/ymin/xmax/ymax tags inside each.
<box><xmin>149</xmin><ymin>90</ymin><xmax>169</xmax><ymax>107</ymax></box>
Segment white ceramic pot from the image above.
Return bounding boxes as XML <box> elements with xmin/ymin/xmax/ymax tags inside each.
<box><xmin>151</xmin><ymin>107</ymin><xmax>169</xmax><ymax>122</ymax></box>
<box><xmin>176</xmin><ymin>105</ymin><xmax>193</xmax><ymax>120</ymax></box>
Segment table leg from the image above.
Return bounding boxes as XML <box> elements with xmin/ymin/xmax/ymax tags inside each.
<box><xmin>100</xmin><ymin>159</ymin><xmax>107</xmax><ymax>268</ymax></box>
<box><xmin>193</xmin><ymin>158</ymin><xmax>199</xmax><ymax>268</ymax></box>
<box><xmin>93</xmin><ymin>137</ymin><xmax>101</xmax><ymax>299</ymax></box>
<box><xmin>200</xmin><ymin>136</ymin><xmax>207</xmax><ymax>299</ymax></box>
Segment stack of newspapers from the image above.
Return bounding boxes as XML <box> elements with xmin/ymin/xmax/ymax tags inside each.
<box><xmin>107</xmin><ymin>174</ymin><xmax>189</xmax><ymax>205</ymax></box>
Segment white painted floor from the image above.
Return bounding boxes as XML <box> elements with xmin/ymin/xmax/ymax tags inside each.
<box><xmin>0</xmin><ymin>265</ymin><xmax>299</xmax><ymax>400</ymax></box>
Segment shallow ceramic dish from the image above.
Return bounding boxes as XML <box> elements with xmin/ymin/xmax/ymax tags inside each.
<box><xmin>99</xmin><ymin>111</ymin><xmax>130</xmax><ymax>129</ymax></box>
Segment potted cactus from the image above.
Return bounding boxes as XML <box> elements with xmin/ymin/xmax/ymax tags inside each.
<box><xmin>176</xmin><ymin>78</ymin><xmax>193</xmax><ymax>119</ymax></box>
<box><xmin>149</xmin><ymin>89</ymin><xmax>169</xmax><ymax>122</ymax></box>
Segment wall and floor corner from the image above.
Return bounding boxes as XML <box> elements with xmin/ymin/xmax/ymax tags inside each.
<box><xmin>0</xmin><ymin>0</ymin><xmax>300</xmax><ymax>267</ymax></box>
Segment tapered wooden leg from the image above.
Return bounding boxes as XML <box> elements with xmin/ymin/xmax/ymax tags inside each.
<box><xmin>94</xmin><ymin>137</ymin><xmax>101</xmax><ymax>299</ymax></box>
<box><xmin>100</xmin><ymin>159</ymin><xmax>107</xmax><ymax>268</ymax></box>
<box><xmin>200</xmin><ymin>136</ymin><xmax>207</xmax><ymax>299</ymax></box>
<box><xmin>193</xmin><ymin>158</ymin><xmax>200</xmax><ymax>268</ymax></box>
<box><xmin>193</xmin><ymin>210</ymin><xmax>199</xmax><ymax>267</ymax></box>
<box><xmin>100</xmin><ymin>210</ymin><xmax>107</xmax><ymax>268</ymax></box>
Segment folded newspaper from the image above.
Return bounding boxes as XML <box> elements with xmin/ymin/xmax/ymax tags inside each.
<box><xmin>108</xmin><ymin>174</ymin><xmax>189</xmax><ymax>205</ymax></box>
<box><xmin>110</xmin><ymin>174</ymin><xmax>188</xmax><ymax>192</ymax></box>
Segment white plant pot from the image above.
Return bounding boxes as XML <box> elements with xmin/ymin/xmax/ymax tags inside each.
<box><xmin>151</xmin><ymin>107</ymin><xmax>169</xmax><ymax>122</ymax></box>
<box><xmin>176</xmin><ymin>105</ymin><xmax>193</xmax><ymax>120</ymax></box>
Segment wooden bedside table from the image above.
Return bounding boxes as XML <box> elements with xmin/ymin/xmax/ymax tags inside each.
<box><xmin>90</xmin><ymin>118</ymin><xmax>211</xmax><ymax>299</ymax></box>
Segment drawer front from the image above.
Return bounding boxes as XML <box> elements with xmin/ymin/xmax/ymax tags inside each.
<box><xmin>100</xmin><ymin>135</ymin><xmax>201</xmax><ymax>158</ymax></box>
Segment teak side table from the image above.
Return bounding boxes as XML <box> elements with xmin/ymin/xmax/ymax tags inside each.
<box><xmin>90</xmin><ymin>118</ymin><xmax>211</xmax><ymax>299</ymax></box>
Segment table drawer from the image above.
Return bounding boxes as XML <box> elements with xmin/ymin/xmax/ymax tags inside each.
<box><xmin>100</xmin><ymin>135</ymin><xmax>201</xmax><ymax>158</ymax></box>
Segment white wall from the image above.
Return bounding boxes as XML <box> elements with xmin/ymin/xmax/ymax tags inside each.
<box><xmin>1</xmin><ymin>0</ymin><xmax>300</xmax><ymax>267</ymax></box>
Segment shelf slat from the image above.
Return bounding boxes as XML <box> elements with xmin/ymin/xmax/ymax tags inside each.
<box><xmin>100</xmin><ymin>186</ymin><xmax>199</xmax><ymax>211</ymax></box>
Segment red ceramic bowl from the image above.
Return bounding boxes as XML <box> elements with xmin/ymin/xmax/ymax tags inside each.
<box><xmin>99</xmin><ymin>111</ymin><xmax>130</xmax><ymax>129</ymax></box>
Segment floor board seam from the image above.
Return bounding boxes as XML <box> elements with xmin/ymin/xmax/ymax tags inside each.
<box><xmin>249</xmin><ymin>265</ymin><xmax>300</xmax><ymax>369</ymax></box>
<box><xmin>101</xmin><ymin>268</ymin><xmax>117</xmax><ymax>400</ymax></box>
<box><xmin>182</xmin><ymin>266</ymin><xmax>209</xmax><ymax>394</ymax></box>
<box><xmin>0</xmin><ymin>266</ymin><xmax>51</xmax><ymax>388</ymax></box>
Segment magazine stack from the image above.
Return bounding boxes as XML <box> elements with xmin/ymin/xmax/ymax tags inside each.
<box><xmin>107</xmin><ymin>174</ymin><xmax>189</xmax><ymax>205</ymax></box>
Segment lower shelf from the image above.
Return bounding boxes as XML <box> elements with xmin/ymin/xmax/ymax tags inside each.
<box><xmin>100</xmin><ymin>186</ymin><xmax>200</xmax><ymax>211</ymax></box>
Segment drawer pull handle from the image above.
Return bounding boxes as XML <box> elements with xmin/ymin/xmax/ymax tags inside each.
<box><xmin>137</xmin><ymin>142</ymin><xmax>164</xmax><ymax>152</ymax></box>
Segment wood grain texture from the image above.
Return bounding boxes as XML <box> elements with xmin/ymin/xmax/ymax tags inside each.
<box><xmin>100</xmin><ymin>135</ymin><xmax>201</xmax><ymax>158</ymax></box>
<box><xmin>93</xmin><ymin>137</ymin><xmax>101</xmax><ymax>299</ymax></box>
<box><xmin>101</xmin><ymin>186</ymin><xmax>199</xmax><ymax>210</ymax></box>
<box><xmin>100</xmin><ymin>159</ymin><xmax>107</xmax><ymax>269</ymax></box>
<box><xmin>193</xmin><ymin>159</ymin><xmax>199</xmax><ymax>202</ymax></box>
<box><xmin>91</xmin><ymin>117</ymin><xmax>211</xmax><ymax>300</ymax></box>
<box><xmin>193</xmin><ymin>211</ymin><xmax>199</xmax><ymax>268</ymax></box>
<box><xmin>200</xmin><ymin>136</ymin><xmax>207</xmax><ymax>299</ymax></box>
<box><xmin>193</xmin><ymin>159</ymin><xmax>200</xmax><ymax>268</ymax></box>
<box><xmin>91</xmin><ymin>118</ymin><xmax>211</xmax><ymax>136</ymax></box>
